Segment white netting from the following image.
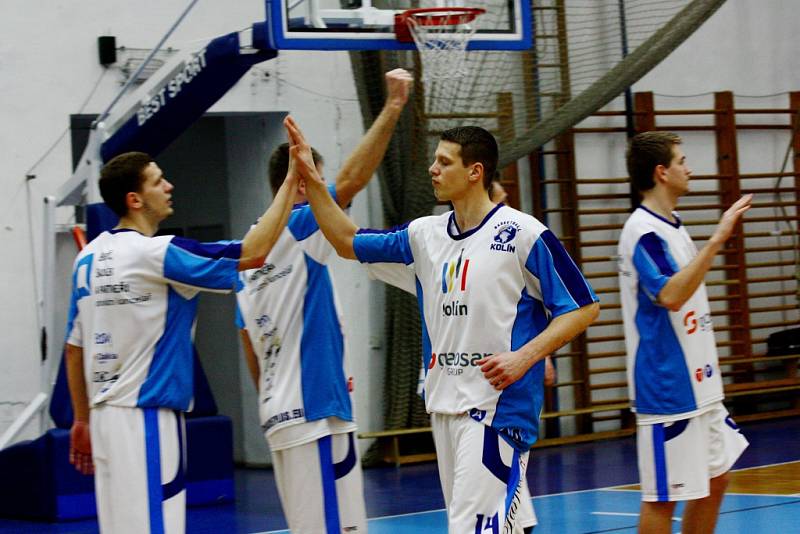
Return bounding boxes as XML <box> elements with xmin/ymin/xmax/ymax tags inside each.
<box><xmin>404</xmin><ymin>8</ymin><xmax>484</xmax><ymax>81</ymax></box>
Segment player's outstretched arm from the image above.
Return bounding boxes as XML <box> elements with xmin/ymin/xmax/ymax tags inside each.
<box><xmin>285</xmin><ymin>116</ymin><xmax>359</xmax><ymax>259</ymax></box>
<box><xmin>334</xmin><ymin>68</ymin><xmax>412</xmax><ymax>207</ymax></box>
<box><xmin>657</xmin><ymin>194</ymin><xmax>752</xmax><ymax>311</ymax></box>
<box><xmin>65</xmin><ymin>343</ymin><xmax>94</xmax><ymax>475</ymax></box>
<box><xmin>478</xmin><ymin>301</ymin><xmax>600</xmax><ymax>390</ymax></box>
<box><xmin>238</xmin><ymin>145</ymin><xmax>301</xmax><ymax>270</ymax></box>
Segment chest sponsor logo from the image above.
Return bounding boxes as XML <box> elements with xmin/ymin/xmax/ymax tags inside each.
<box><xmin>694</xmin><ymin>363</ymin><xmax>714</xmax><ymax>383</ymax></box>
<box><xmin>429</xmin><ymin>351</ymin><xmax>490</xmax><ymax>375</ymax></box>
<box><xmin>683</xmin><ymin>310</ymin><xmax>712</xmax><ymax>334</ymax></box>
<box><xmin>441</xmin><ymin>249</ymin><xmax>470</xmax><ymax>294</ymax></box>
<box><xmin>248</xmin><ymin>263</ymin><xmax>293</xmax><ymax>292</ymax></box>
<box><xmin>490</xmin><ymin>220</ymin><xmax>521</xmax><ymax>253</ymax></box>
<box><xmin>441</xmin><ymin>249</ymin><xmax>471</xmax><ymax>316</ymax></box>
<box><xmin>253</xmin><ymin>314</ymin><xmax>281</xmax><ymax>402</ymax></box>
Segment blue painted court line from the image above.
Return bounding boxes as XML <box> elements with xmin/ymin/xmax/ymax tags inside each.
<box><xmin>257</xmin><ymin>489</ymin><xmax>800</xmax><ymax>534</ymax></box>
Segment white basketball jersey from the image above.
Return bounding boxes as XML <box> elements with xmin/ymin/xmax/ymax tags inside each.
<box><xmin>353</xmin><ymin>204</ymin><xmax>598</xmax><ymax>451</ymax></box>
<box><xmin>618</xmin><ymin>206</ymin><xmax>723</xmax><ymax>424</ymax></box>
<box><xmin>65</xmin><ymin>229</ymin><xmax>241</xmax><ymax>410</ymax></box>
<box><xmin>236</xmin><ymin>187</ymin><xmax>356</xmax><ymax>447</ymax></box>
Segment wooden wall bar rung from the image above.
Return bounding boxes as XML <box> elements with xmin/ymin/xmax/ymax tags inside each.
<box><xmin>750</xmin><ymin>319</ymin><xmax>800</xmax><ymax>330</ymax></box>
<box><xmin>590</xmin><ymin>381</ymin><xmax>628</xmax><ymax>390</ymax></box>
<box><xmin>748</xmin><ymin>289</ymin><xmax>798</xmax><ymax>299</ymax></box>
<box><xmin>589</xmin><ymin>365</ymin><xmax>626</xmax><ymax>374</ymax></box>
<box><xmin>586</xmin><ymin>334</ymin><xmax>625</xmax><ymax>343</ymax></box>
<box><xmin>587</xmin><ymin>350</ymin><xmax>626</xmax><ymax>359</ymax></box>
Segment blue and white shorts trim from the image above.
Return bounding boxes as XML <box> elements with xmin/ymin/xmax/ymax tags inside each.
<box><xmin>636</xmin><ymin>403</ymin><xmax>748</xmax><ymax>502</ymax></box>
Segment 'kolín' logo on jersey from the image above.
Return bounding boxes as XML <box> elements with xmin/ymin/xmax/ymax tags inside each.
<box><xmin>491</xmin><ymin>220</ymin><xmax>521</xmax><ymax>253</ymax></box>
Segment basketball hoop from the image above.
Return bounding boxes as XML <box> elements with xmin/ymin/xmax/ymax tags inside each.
<box><xmin>395</xmin><ymin>7</ymin><xmax>486</xmax><ymax>81</ymax></box>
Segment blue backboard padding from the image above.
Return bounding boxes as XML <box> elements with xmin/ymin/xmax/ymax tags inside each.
<box><xmin>100</xmin><ymin>32</ymin><xmax>276</xmax><ymax>163</ymax></box>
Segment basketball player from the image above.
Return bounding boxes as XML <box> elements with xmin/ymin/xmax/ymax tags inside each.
<box><xmin>618</xmin><ymin>131</ymin><xmax>751</xmax><ymax>534</ymax></box>
<box><xmin>286</xmin><ymin>117</ymin><xmax>600</xmax><ymax>533</ymax></box>
<box><xmin>235</xmin><ymin>68</ymin><xmax>412</xmax><ymax>533</ymax></box>
<box><xmin>65</xmin><ymin>150</ymin><xmax>299</xmax><ymax>533</ymax></box>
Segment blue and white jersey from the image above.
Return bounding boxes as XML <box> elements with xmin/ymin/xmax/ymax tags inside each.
<box><xmin>618</xmin><ymin>206</ymin><xmax>723</xmax><ymax>424</ymax></box>
<box><xmin>236</xmin><ymin>185</ymin><xmax>356</xmax><ymax>448</ymax></box>
<box><xmin>354</xmin><ymin>204</ymin><xmax>597</xmax><ymax>451</ymax></box>
<box><xmin>65</xmin><ymin>229</ymin><xmax>241</xmax><ymax>411</ymax></box>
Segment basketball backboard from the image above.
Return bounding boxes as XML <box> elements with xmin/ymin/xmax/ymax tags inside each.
<box><xmin>262</xmin><ymin>0</ymin><xmax>531</xmax><ymax>51</ymax></box>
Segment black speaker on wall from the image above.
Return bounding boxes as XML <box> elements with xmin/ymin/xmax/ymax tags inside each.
<box><xmin>98</xmin><ymin>36</ymin><xmax>117</xmax><ymax>66</ymax></box>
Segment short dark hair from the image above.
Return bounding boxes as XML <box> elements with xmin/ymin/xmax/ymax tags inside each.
<box><xmin>99</xmin><ymin>152</ymin><xmax>154</xmax><ymax>217</ymax></box>
<box><xmin>626</xmin><ymin>131</ymin><xmax>682</xmax><ymax>193</ymax></box>
<box><xmin>440</xmin><ymin>126</ymin><xmax>498</xmax><ymax>190</ymax></box>
<box><xmin>268</xmin><ymin>143</ymin><xmax>323</xmax><ymax>195</ymax></box>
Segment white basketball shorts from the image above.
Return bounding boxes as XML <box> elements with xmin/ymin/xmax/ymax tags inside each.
<box><xmin>90</xmin><ymin>405</ymin><xmax>186</xmax><ymax>534</ymax></box>
<box><xmin>271</xmin><ymin>431</ymin><xmax>367</xmax><ymax>533</ymax></box>
<box><xmin>637</xmin><ymin>402</ymin><xmax>749</xmax><ymax>502</ymax></box>
<box><xmin>431</xmin><ymin>412</ymin><xmax>529</xmax><ymax>534</ymax></box>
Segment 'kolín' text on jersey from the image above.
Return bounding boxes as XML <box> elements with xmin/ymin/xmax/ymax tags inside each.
<box><xmin>442</xmin><ymin>300</ymin><xmax>468</xmax><ymax>317</ymax></box>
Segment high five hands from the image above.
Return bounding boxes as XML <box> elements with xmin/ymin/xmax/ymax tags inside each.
<box><xmin>284</xmin><ymin>116</ymin><xmax>323</xmax><ymax>187</ymax></box>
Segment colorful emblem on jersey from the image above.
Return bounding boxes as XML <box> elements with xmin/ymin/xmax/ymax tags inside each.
<box><xmin>441</xmin><ymin>248</ymin><xmax>470</xmax><ymax>293</ymax></box>
<box><xmin>490</xmin><ymin>220</ymin><xmax>521</xmax><ymax>252</ymax></box>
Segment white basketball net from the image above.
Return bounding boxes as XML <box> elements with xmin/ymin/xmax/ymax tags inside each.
<box><xmin>406</xmin><ymin>10</ymin><xmax>482</xmax><ymax>81</ymax></box>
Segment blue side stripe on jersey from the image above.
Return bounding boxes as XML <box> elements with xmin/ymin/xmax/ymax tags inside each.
<box><xmin>637</xmin><ymin>232</ymin><xmax>678</xmax><ymax>276</ymax></box>
<box><xmin>652</xmin><ymin>424</ymin><xmax>669</xmax><ymax>502</ymax></box>
<box><xmin>317</xmin><ymin>435</ymin><xmax>342</xmax><ymax>534</ymax></box>
<box><xmin>333</xmin><ymin>432</ymin><xmax>357</xmax><ymax>480</ymax></box>
<box><xmin>234</xmin><ymin>302</ymin><xmax>245</xmax><ymax>329</ymax></box>
<box><xmin>139</xmin><ymin>287</ymin><xmax>196</xmax><ymax>410</ymax></box>
<box><xmin>416</xmin><ymin>277</ymin><xmax>432</xmax><ymax>400</ymax></box>
<box><xmin>353</xmin><ymin>224</ymin><xmax>414</xmax><ymax>265</ymax></box>
<box><xmin>288</xmin><ymin>184</ymin><xmax>337</xmax><ymax>242</ymax></box>
<box><xmin>493</xmin><ymin>288</ymin><xmax>545</xmax><ymax>451</ymax></box>
<box><xmin>164</xmin><ymin>241</ymin><xmax>239</xmax><ymax>290</ymax></box>
<box><xmin>633</xmin><ymin>233</ymin><xmax>678</xmax><ymax>301</ymax></box>
<box><xmin>526</xmin><ymin>231</ymin><xmax>598</xmax><ymax>319</ymax></box>
<box><xmin>301</xmin><ymin>255</ymin><xmax>352</xmax><ymax>422</ymax></box>
<box><xmin>170</xmin><ymin>236</ymin><xmax>242</xmax><ymax>259</ymax></box>
<box><xmin>65</xmin><ymin>254</ymin><xmax>93</xmax><ymax>344</ymax></box>
<box><xmin>144</xmin><ymin>408</ymin><xmax>165</xmax><ymax>534</ymax></box>
<box><xmin>633</xmin><ymin>288</ymin><xmax>697</xmax><ymax>415</ymax></box>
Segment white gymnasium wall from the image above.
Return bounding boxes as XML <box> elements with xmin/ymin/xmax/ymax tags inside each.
<box><xmin>1</xmin><ymin>0</ymin><xmax>799</xmax><ymax>447</ymax></box>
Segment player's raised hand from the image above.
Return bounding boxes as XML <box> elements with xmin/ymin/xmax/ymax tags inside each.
<box><xmin>69</xmin><ymin>420</ymin><xmax>94</xmax><ymax>475</ymax></box>
<box><xmin>477</xmin><ymin>351</ymin><xmax>533</xmax><ymax>390</ymax></box>
<box><xmin>711</xmin><ymin>194</ymin><xmax>752</xmax><ymax>245</ymax></box>
<box><xmin>284</xmin><ymin>116</ymin><xmax>323</xmax><ymax>186</ymax></box>
<box><xmin>385</xmin><ymin>68</ymin><xmax>413</xmax><ymax>108</ymax></box>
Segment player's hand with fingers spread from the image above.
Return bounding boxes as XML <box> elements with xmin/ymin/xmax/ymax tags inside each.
<box><xmin>385</xmin><ymin>68</ymin><xmax>413</xmax><ymax>108</ymax></box>
<box><xmin>710</xmin><ymin>194</ymin><xmax>752</xmax><ymax>246</ymax></box>
<box><xmin>69</xmin><ymin>420</ymin><xmax>94</xmax><ymax>475</ymax></box>
<box><xmin>477</xmin><ymin>351</ymin><xmax>533</xmax><ymax>390</ymax></box>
